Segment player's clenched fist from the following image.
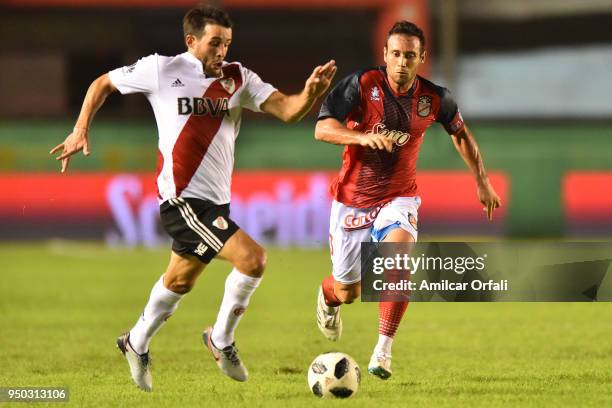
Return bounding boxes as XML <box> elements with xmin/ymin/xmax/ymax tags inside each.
<box><xmin>358</xmin><ymin>133</ymin><xmax>394</xmax><ymax>153</ymax></box>
<box><xmin>49</xmin><ymin>127</ymin><xmax>90</xmax><ymax>173</ymax></box>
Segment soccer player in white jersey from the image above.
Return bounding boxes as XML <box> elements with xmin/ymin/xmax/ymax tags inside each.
<box><xmin>50</xmin><ymin>5</ymin><xmax>336</xmax><ymax>392</ymax></box>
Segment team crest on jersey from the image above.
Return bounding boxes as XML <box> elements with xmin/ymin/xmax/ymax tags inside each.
<box><xmin>417</xmin><ymin>95</ymin><xmax>432</xmax><ymax>117</ymax></box>
<box><xmin>370</xmin><ymin>86</ymin><xmax>381</xmax><ymax>101</ymax></box>
<box><xmin>220</xmin><ymin>77</ymin><xmax>236</xmax><ymax>94</ymax></box>
<box><xmin>213</xmin><ymin>216</ymin><xmax>229</xmax><ymax>230</ymax></box>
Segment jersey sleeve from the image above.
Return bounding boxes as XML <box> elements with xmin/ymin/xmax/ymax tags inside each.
<box><xmin>240</xmin><ymin>67</ymin><xmax>277</xmax><ymax>112</ymax></box>
<box><xmin>318</xmin><ymin>72</ymin><xmax>361</xmax><ymax>122</ymax></box>
<box><xmin>108</xmin><ymin>54</ymin><xmax>159</xmax><ymax>95</ymax></box>
<box><xmin>436</xmin><ymin>88</ymin><xmax>465</xmax><ymax>134</ymax></box>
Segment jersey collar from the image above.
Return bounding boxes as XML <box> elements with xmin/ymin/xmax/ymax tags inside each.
<box><xmin>181</xmin><ymin>52</ymin><xmax>223</xmax><ymax>78</ymax></box>
<box><xmin>380</xmin><ymin>66</ymin><xmax>419</xmax><ymax>97</ymax></box>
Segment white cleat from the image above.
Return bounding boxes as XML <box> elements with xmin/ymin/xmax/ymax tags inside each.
<box><xmin>116</xmin><ymin>332</ymin><xmax>153</xmax><ymax>392</ymax></box>
<box><xmin>316</xmin><ymin>287</ymin><xmax>342</xmax><ymax>341</ymax></box>
<box><xmin>368</xmin><ymin>351</ymin><xmax>392</xmax><ymax>380</ymax></box>
<box><xmin>202</xmin><ymin>326</ymin><xmax>248</xmax><ymax>382</ymax></box>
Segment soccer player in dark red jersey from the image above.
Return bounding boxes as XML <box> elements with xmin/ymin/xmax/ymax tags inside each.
<box><xmin>314</xmin><ymin>21</ymin><xmax>501</xmax><ymax>379</ymax></box>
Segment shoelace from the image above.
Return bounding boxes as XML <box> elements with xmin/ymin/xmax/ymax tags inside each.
<box><xmin>221</xmin><ymin>346</ymin><xmax>241</xmax><ymax>365</ymax></box>
<box><xmin>126</xmin><ymin>335</ymin><xmax>152</xmax><ymax>368</ymax></box>
<box><xmin>139</xmin><ymin>353</ymin><xmax>151</xmax><ymax>367</ymax></box>
<box><xmin>324</xmin><ymin>313</ymin><xmax>339</xmax><ymax>328</ymax></box>
<box><xmin>319</xmin><ymin>299</ymin><xmax>339</xmax><ymax>328</ymax></box>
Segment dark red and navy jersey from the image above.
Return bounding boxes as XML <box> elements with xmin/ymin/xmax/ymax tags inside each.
<box><xmin>318</xmin><ymin>66</ymin><xmax>465</xmax><ymax>209</ymax></box>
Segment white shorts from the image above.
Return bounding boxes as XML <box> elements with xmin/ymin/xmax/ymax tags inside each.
<box><xmin>328</xmin><ymin>196</ymin><xmax>421</xmax><ymax>284</ymax></box>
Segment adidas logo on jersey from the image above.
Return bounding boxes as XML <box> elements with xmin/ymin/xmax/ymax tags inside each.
<box><xmin>171</xmin><ymin>78</ymin><xmax>185</xmax><ymax>87</ymax></box>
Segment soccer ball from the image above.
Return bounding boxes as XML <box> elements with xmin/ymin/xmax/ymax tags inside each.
<box><xmin>307</xmin><ymin>352</ymin><xmax>361</xmax><ymax>398</ymax></box>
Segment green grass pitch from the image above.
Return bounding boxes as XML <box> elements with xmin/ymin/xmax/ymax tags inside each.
<box><xmin>1</xmin><ymin>243</ymin><xmax>611</xmax><ymax>407</ymax></box>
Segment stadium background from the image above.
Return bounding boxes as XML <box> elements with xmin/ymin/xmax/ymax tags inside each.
<box><xmin>2</xmin><ymin>0</ymin><xmax>612</xmax><ymax>243</ymax></box>
<box><xmin>1</xmin><ymin>1</ymin><xmax>612</xmax><ymax>406</ymax></box>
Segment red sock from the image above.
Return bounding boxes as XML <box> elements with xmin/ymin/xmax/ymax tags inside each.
<box><xmin>378</xmin><ymin>301</ymin><xmax>408</xmax><ymax>337</ymax></box>
<box><xmin>321</xmin><ymin>275</ymin><xmax>342</xmax><ymax>307</ymax></box>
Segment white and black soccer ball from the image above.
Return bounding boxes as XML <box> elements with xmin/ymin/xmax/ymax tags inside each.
<box><xmin>307</xmin><ymin>352</ymin><xmax>361</xmax><ymax>398</ymax></box>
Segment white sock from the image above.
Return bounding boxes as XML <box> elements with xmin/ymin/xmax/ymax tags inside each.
<box><xmin>129</xmin><ymin>274</ymin><xmax>184</xmax><ymax>354</ymax></box>
<box><xmin>211</xmin><ymin>268</ymin><xmax>262</xmax><ymax>349</ymax></box>
<box><xmin>374</xmin><ymin>334</ymin><xmax>394</xmax><ymax>356</ymax></box>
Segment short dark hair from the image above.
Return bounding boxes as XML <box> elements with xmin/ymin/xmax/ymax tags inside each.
<box><xmin>183</xmin><ymin>4</ymin><xmax>233</xmax><ymax>39</ymax></box>
<box><xmin>387</xmin><ymin>21</ymin><xmax>426</xmax><ymax>51</ymax></box>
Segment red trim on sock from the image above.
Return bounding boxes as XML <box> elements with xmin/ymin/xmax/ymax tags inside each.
<box><xmin>378</xmin><ymin>301</ymin><xmax>408</xmax><ymax>338</ymax></box>
<box><xmin>322</xmin><ymin>275</ymin><xmax>342</xmax><ymax>307</ymax></box>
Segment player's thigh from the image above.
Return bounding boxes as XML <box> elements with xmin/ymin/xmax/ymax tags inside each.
<box><xmin>382</xmin><ymin>227</ymin><xmax>415</xmax><ymax>243</ymax></box>
<box><xmin>217</xmin><ymin>229</ymin><xmax>266</xmax><ymax>278</ymax></box>
<box><xmin>373</xmin><ymin>198</ymin><xmax>418</xmax><ymax>298</ymax></box>
<box><xmin>329</xmin><ymin>200</ymin><xmax>372</xmax><ymax>285</ymax></box>
<box><xmin>372</xmin><ymin>196</ymin><xmax>420</xmax><ymax>243</ymax></box>
<box><xmin>160</xmin><ymin>197</ymin><xmax>239</xmax><ymax>265</ymax></box>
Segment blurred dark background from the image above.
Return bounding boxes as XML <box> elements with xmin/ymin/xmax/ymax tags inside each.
<box><xmin>1</xmin><ymin>0</ymin><xmax>612</xmax><ymax>242</ymax></box>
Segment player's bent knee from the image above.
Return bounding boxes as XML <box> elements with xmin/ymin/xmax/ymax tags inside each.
<box><xmin>165</xmin><ymin>277</ymin><xmax>195</xmax><ymax>294</ymax></box>
<box><xmin>238</xmin><ymin>246</ymin><xmax>267</xmax><ymax>278</ymax></box>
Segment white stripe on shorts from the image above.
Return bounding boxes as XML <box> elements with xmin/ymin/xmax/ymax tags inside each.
<box><xmin>176</xmin><ymin>198</ymin><xmax>224</xmax><ymax>248</ymax></box>
<box><xmin>169</xmin><ymin>198</ymin><xmax>222</xmax><ymax>251</ymax></box>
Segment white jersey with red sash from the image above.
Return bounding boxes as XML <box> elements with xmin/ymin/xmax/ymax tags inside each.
<box><xmin>109</xmin><ymin>52</ymin><xmax>276</xmax><ymax>204</ymax></box>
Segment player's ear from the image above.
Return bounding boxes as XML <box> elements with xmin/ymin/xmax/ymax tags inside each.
<box><xmin>420</xmin><ymin>50</ymin><xmax>427</xmax><ymax>64</ymax></box>
<box><xmin>185</xmin><ymin>34</ymin><xmax>195</xmax><ymax>49</ymax></box>
<box><xmin>383</xmin><ymin>46</ymin><xmax>388</xmax><ymax>64</ymax></box>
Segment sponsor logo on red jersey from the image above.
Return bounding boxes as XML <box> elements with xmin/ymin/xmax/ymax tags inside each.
<box><xmin>368</xmin><ymin>122</ymin><xmax>411</xmax><ymax>146</ymax></box>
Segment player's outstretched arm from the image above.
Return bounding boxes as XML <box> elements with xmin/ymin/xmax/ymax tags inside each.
<box><xmin>450</xmin><ymin>125</ymin><xmax>501</xmax><ymax>220</ymax></box>
<box><xmin>261</xmin><ymin>60</ymin><xmax>337</xmax><ymax>123</ymax></box>
<box><xmin>50</xmin><ymin>73</ymin><xmax>117</xmax><ymax>173</ymax></box>
<box><xmin>315</xmin><ymin>118</ymin><xmax>393</xmax><ymax>152</ymax></box>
